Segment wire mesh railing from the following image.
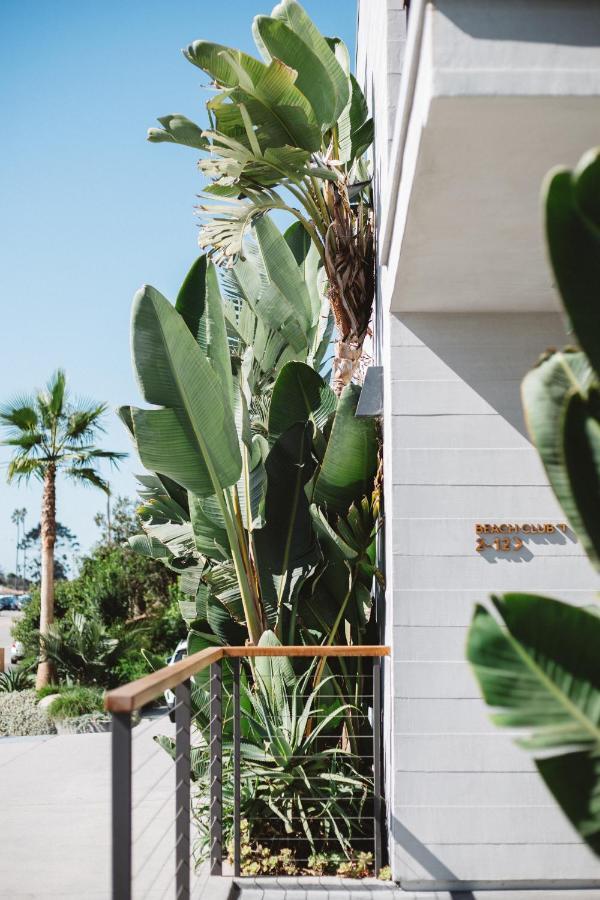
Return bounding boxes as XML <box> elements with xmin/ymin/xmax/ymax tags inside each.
<box><xmin>105</xmin><ymin>645</ymin><xmax>388</xmax><ymax>899</ymax></box>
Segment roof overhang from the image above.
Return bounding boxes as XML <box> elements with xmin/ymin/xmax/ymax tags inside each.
<box><xmin>382</xmin><ymin>0</ymin><xmax>600</xmax><ymax>314</ymax></box>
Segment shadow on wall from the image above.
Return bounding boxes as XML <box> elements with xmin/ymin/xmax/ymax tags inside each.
<box><xmin>392</xmin><ymin>312</ymin><xmax>569</xmax><ymax>440</ymax></box>
<box><xmin>390</xmin><ymin>814</ymin><xmax>476</xmax><ymax>898</ymax></box>
<box><xmin>439</xmin><ymin>0</ymin><xmax>600</xmax><ymax>47</ymax></box>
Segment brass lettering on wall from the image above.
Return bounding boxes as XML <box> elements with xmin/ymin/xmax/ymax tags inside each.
<box><xmin>474</xmin><ymin>523</ymin><xmax>568</xmax><ymax>553</ymax></box>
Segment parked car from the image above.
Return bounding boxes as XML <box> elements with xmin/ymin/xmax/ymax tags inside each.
<box><xmin>0</xmin><ymin>595</ymin><xmax>17</xmax><ymax>611</ymax></box>
<box><xmin>10</xmin><ymin>640</ymin><xmax>25</xmax><ymax>664</ymax></box>
<box><xmin>15</xmin><ymin>594</ymin><xmax>31</xmax><ymax>611</ymax></box>
<box><xmin>165</xmin><ymin>640</ymin><xmax>187</xmax><ymax>722</ymax></box>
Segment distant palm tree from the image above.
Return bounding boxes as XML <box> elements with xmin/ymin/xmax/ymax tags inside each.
<box><xmin>0</xmin><ymin>370</ymin><xmax>125</xmax><ymax>687</ymax></box>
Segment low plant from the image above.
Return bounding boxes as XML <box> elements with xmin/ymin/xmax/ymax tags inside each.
<box><xmin>0</xmin><ymin>667</ymin><xmax>33</xmax><ymax>693</ymax></box>
<box><xmin>229</xmin><ymin>823</ymin><xmax>376</xmax><ymax>877</ymax></box>
<box><xmin>36</xmin><ymin>683</ymin><xmax>64</xmax><ymax>700</ymax></box>
<box><xmin>47</xmin><ymin>685</ymin><xmax>104</xmax><ymax>720</ymax></box>
<box><xmin>169</xmin><ymin>642</ymin><xmax>372</xmax><ymax>866</ymax></box>
<box><xmin>39</xmin><ymin>611</ymin><xmax>141</xmax><ymax>687</ymax></box>
<box><xmin>0</xmin><ymin>690</ymin><xmax>56</xmax><ymax>737</ymax></box>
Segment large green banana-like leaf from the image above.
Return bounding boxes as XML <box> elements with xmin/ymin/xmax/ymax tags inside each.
<box><xmin>221</xmin><ymin>220</ymin><xmax>309</xmax><ymax>352</ymax></box>
<box><xmin>268</xmin><ymin>361</ymin><xmax>336</xmax><ymax>446</ymax></box>
<box><xmin>283</xmin><ymin>221</ymin><xmax>323</xmax><ymax>334</ymax></box>
<box><xmin>522</xmin><ymin>350</ymin><xmax>600</xmax><ymax>567</ymax></box>
<box><xmin>189</xmin><ymin>492</ymin><xmax>230</xmax><ymax>561</ymax></box>
<box><xmin>135</xmin><ymin>472</ymin><xmax>189</xmax><ymax>523</ymax></box>
<box><xmin>337</xmin><ymin>75</ymin><xmax>374</xmax><ymax>165</ymax></box>
<box><xmin>198</xmin><ymin>191</ymin><xmax>287</xmax><ymax>267</ymax></box>
<box><xmin>127</xmin><ymin>533</ymin><xmax>173</xmax><ymax>561</ymax></box>
<box><xmin>254</xmin><ymin>422</ymin><xmax>320</xmax><ymax>627</ymax></box>
<box><xmin>536</xmin><ymin>751</ymin><xmax>600</xmax><ymax>855</ymax></box>
<box><xmin>270</xmin><ymin>1</ymin><xmax>349</xmax><ymax>121</ymax></box>
<box><xmin>324</xmin><ymin>38</ymin><xmax>373</xmax><ymax>165</ymax></box>
<box><xmin>199</xmin><ymin>131</ymin><xmax>310</xmax><ymax>189</ymax></box>
<box><xmin>254</xmin><ymin>216</ymin><xmax>313</xmax><ymax>336</ymax></box>
<box><xmin>312</xmin><ymin>384</ymin><xmax>378</xmax><ymax>516</ymax></box>
<box><xmin>184</xmin><ymin>40</ymin><xmax>321</xmax><ymax>151</ymax></box>
<box><xmin>545</xmin><ymin>149</ymin><xmax>600</xmax><ymax>378</ymax></box>
<box><xmin>236</xmin><ymin>434</ymin><xmax>268</xmax><ymax>530</ymax></box>
<box><xmin>562</xmin><ymin>391</ymin><xmax>600</xmax><ymax>569</ymax></box>
<box><xmin>467</xmin><ymin>593</ymin><xmax>600</xmax><ymax>853</ymax></box>
<box><xmin>203</xmin><ymin>561</ymin><xmax>245</xmax><ymax>623</ymax></box>
<box><xmin>128</xmin><ymin>284</ymin><xmax>241</xmax><ymax>496</ymax></box>
<box><xmin>176</xmin><ymin>255</ymin><xmax>234</xmax><ymax>406</ymax></box>
<box><xmin>253</xmin><ymin>15</ymin><xmax>342</xmax><ymax>130</ymax></box>
<box><xmin>147</xmin><ymin>114</ymin><xmax>208</xmax><ymax>149</ymax></box>
<box><xmin>469</xmin><ymin>593</ymin><xmax>600</xmax><ymax>748</ymax></box>
<box><xmin>254</xmin><ymin>629</ymin><xmax>296</xmax><ymax>714</ymax></box>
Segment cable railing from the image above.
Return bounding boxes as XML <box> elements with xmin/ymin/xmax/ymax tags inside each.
<box><xmin>105</xmin><ymin>644</ymin><xmax>389</xmax><ymax>900</ymax></box>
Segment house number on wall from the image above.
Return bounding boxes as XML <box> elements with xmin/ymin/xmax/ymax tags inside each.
<box><xmin>474</xmin><ymin>523</ymin><xmax>568</xmax><ymax>553</ymax></box>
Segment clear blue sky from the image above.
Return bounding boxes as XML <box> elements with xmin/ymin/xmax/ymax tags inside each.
<box><xmin>0</xmin><ymin>1</ymin><xmax>356</xmax><ymax>575</ymax></box>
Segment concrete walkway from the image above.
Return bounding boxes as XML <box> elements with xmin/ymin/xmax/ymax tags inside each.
<box><xmin>0</xmin><ymin>709</ymin><xmax>207</xmax><ymax>899</ymax></box>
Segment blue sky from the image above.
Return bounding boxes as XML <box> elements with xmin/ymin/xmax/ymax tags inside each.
<box><xmin>0</xmin><ymin>1</ymin><xmax>356</xmax><ymax>575</ymax></box>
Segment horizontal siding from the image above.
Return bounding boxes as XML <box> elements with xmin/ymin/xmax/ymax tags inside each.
<box><xmin>394</xmin><ymin>771</ymin><xmax>556</xmax><ymax>806</ymax></box>
<box><xmin>394</xmin><ymin>733</ymin><xmax>537</xmax><ymax>772</ymax></box>
<box><xmin>392</xmin><ymin>447</ymin><xmax>548</xmax><ymax>485</ymax></box>
<box><xmin>384</xmin><ymin>311</ymin><xmax>600</xmax><ymax>884</ymax></box>
<box><xmin>398</xmin><ymin>806</ymin><xmax>580</xmax><ymax>844</ymax></box>
<box><xmin>392</xmin><ymin>589</ymin><xmax>598</xmax><ymax>626</ymax></box>
<box><xmin>391</xmin><ymin>415</ymin><xmax>531</xmax><ymax>448</ymax></box>
<box><xmin>392</xmin><ymin>555</ymin><xmax>597</xmax><ymax>590</ymax></box>
<box><xmin>392</xmin><ymin>484</ymin><xmax>565</xmax><ymax>517</ymax></box>
<box><xmin>393</xmin><ymin>842</ymin><xmax>600</xmax><ymax>883</ymax></box>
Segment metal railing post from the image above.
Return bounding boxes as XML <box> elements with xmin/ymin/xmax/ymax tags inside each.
<box><xmin>112</xmin><ymin>711</ymin><xmax>132</xmax><ymax>900</ymax></box>
<box><xmin>232</xmin><ymin>657</ymin><xmax>241</xmax><ymax>877</ymax></box>
<box><xmin>210</xmin><ymin>659</ymin><xmax>223</xmax><ymax>875</ymax></box>
<box><xmin>373</xmin><ymin>657</ymin><xmax>382</xmax><ymax>876</ymax></box>
<box><xmin>175</xmin><ymin>680</ymin><xmax>191</xmax><ymax>899</ymax></box>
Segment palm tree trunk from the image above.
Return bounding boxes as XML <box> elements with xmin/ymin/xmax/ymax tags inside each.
<box><xmin>36</xmin><ymin>464</ymin><xmax>56</xmax><ymax>689</ymax></box>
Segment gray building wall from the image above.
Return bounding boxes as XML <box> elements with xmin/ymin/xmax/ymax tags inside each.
<box><xmin>357</xmin><ymin>0</ymin><xmax>600</xmax><ymax>889</ymax></box>
<box><xmin>386</xmin><ymin>312</ymin><xmax>600</xmax><ymax>887</ymax></box>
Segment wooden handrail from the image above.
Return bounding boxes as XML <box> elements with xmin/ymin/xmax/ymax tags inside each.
<box><xmin>105</xmin><ymin>645</ymin><xmax>390</xmax><ymax>713</ymax></box>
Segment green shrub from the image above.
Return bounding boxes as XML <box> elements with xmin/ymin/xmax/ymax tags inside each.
<box><xmin>110</xmin><ymin>651</ymin><xmax>150</xmax><ymax>685</ymax></box>
<box><xmin>0</xmin><ymin>667</ymin><xmax>33</xmax><ymax>693</ymax></box>
<box><xmin>47</xmin><ymin>685</ymin><xmax>104</xmax><ymax>720</ymax></box>
<box><xmin>0</xmin><ymin>690</ymin><xmax>55</xmax><ymax>737</ymax></box>
<box><xmin>36</xmin><ymin>683</ymin><xmax>63</xmax><ymax>700</ymax></box>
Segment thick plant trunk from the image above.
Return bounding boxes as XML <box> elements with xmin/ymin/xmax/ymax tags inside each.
<box><xmin>36</xmin><ymin>464</ymin><xmax>56</xmax><ymax>689</ymax></box>
<box><xmin>324</xmin><ymin>182</ymin><xmax>374</xmax><ymax>397</ymax></box>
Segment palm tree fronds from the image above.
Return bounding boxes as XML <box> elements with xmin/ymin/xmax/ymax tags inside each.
<box><xmin>0</xmin><ymin>399</ymin><xmax>39</xmax><ymax>432</ymax></box>
<box><xmin>63</xmin><ymin>465</ymin><xmax>110</xmax><ymax>493</ymax></box>
<box><xmin>6</xmin><ymin>455</ymin><xmax>45</xmax><ymax>483</ymax></box>
<box><xmin>2</xmin><ymin>432</ymin><xmax>45</xmax><ymax>451</ymax></box>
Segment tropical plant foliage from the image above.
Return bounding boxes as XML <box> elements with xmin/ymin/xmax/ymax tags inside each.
<box><xmin>0</xmin><ymin>369</ymin><xmax>125</xmax><ymax>688</ymax></box>
<box><xmin>147</xmin><ymin>0</ymin><xmax>374</xmax><ymax>394</ymax></box>
<box><xmin>39</xmin><ymin>611</ymin><xmax>142</xmax><ymax>688</ymax></box>
<box><xmin>122</xmin><ymin>1</ymin><xmax>382</xmax><ymax>871</ymax></box>
<box><xmin>467</xmin><ymin>148</ymin><xmax>600</xmax><ymax>856</ymax></box>
<box><xmin>122</xmin><ymin>248</ymin><xmax>380</xmax><ymax>665</ymax></box>
<box><xmin>154</xmin><ymin>646</ymin><xmax>373</xmax><ymax>861</ymax></box>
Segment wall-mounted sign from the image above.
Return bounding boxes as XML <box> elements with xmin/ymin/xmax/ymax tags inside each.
<box><xmin>475</xmin><ymin>522</ymin><xmax>568</xmax><ymax>553</ymax></box>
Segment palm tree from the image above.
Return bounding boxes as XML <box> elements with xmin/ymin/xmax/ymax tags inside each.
<box><xmin>0</xmin><ymin>370</ymin><xmax>125</xmax><ymax>687</ymax></box>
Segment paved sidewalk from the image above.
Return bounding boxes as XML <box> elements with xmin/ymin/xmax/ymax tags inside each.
<box><xmin>0</xmin><ymin>710</ymin><xmax>207</xmax><ymax>899</ymax></box>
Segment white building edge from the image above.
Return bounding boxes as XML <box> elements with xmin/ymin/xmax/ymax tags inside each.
<box><xmin>357</xmin><ymin>0</ymin><xmax>600</xmax><ymax>893</ymax></box>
